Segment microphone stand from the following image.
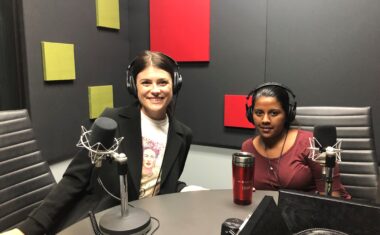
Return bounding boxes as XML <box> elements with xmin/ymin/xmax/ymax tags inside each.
<box><xmin>99</xmin><ymin>153</ymin><xmax>151</xmax><ymax>235</ymax></box>
<box><xmin>324</xmin><ymin>147</ymin><xmax>336</xmax><ymax>196</ymax></box>
<box><xmin>308</xmin><ymin>137</ymin><xmax>342</xmax><ymax>197</ymax></box>
<box><xmin>76</xmin><ymin>126</ymin><xmax>151</xmax><ymax>234</ymax></box>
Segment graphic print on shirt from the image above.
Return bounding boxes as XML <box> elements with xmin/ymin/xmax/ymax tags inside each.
<box><xmin>139</xmin><ymin>136</ymin><xmax>164</xmax><ymax>198</ymax></box>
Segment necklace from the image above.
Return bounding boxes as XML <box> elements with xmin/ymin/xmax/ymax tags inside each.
<box><xmin>263</xmin><ymin>130</ymin><xmax>289</xmax><ymax>188</ymax></box>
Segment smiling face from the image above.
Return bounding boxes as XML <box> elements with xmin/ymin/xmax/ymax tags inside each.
<box><xmin>252</xmin><ymin>96</ymin><xmax>287</xmax><ymax>140</ymax></box>
<box><xmin>136</xmin><ymin>66</ymin><xmax>173</xmax><ymax>120</ymax></box>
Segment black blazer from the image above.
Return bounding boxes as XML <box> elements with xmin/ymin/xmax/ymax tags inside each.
<box><xmin>19</xmin><ymin>104</ymin><xmax>192</xmax><ymax>234</ymax></box>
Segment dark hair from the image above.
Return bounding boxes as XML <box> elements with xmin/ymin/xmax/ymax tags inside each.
<box><xmin>130</xmin><ymin>50</ymin><xmax>177</xmax><ymax>116</ymax></box>
<box><xmin>129</xmin><ymin>51</ymin><xmax>177</xmax><ymax>81</ymax></box>
<box><xmin>253</xmin><ymin>86</ymin><xmax>291</xmax><ymax>128</ymax></box>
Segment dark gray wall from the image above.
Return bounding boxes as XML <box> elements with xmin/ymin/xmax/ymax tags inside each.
<box><xmin>266</xmin><ymin>0</ymin><xmax>380</xmax><ymax>103</ymax></box>
<box><xmin>128</xmin><ymin>0</ymin><xmax>380</xmax><ymax>163</ymax></box>
<box><xmin>0</xmin><ymin>0</ymin><xmax>25</xmax><ymax>110</ymax></box>
<box><xmin>128</xmin><ymin>0</ymin><xmax>267</xmax><ymax>148</ymax></box>
<box><xmin>20</xmin><ymin>0</ymin><xmax>131</xmax><ymax>162</ymax></box>
<box><xmin>178</xmin><ymin>0</ymin><xmax>268</xmax><ymax>148</ymax></box>
<box><xmin>266</xmin><ymin>0</ymin><xmax>380</xmax><ymax>163</ymax></box>
<box><xmin>15</xmin><ymin>0</ymin><xmax>380</xmax><ymax>164</ymax></box>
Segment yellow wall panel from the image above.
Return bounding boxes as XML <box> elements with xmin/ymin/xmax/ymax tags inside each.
<box><xmin>88</xmin><ymin>85</ymin><xmax>114</xmax><ymax>119</ymax></box>
<box><xmin>41</xmin><ymin>41</ymin><xmax>76</xmax><ymax>81</ymax></box>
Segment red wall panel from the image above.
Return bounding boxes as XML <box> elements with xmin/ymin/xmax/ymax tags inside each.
<box><xmin>150</xmin><ymin>0</ymin><xmax>210</xmax><ymax>62</ymax></box>
<box><xmin>224</xmin><ymin>95</ymin><xmax>254</xmax><ymax>129</ymax></box>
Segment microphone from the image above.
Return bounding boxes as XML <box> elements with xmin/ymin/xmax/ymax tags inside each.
<box><xmin>76</xmin><ymin>117</ymin><xmax>151</xmax><ymax>235</ymax></box>
<box><xmin>308</xmin><ymin>125</ymin><xmax>342</xmax><ymax>196</ymax></box>
<box><xmin>89</xmin><ymin>117</ymin><xmax>117</xmax><ymax>149</ymax></box>
<box><xmin>77</xmin><ymin>117</ymin><xmax>126</xmax><ymax>167</ymax></box>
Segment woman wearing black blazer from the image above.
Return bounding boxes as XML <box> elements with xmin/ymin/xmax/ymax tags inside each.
<box><xmin>10</xmin><ymin>51</ymin><xmax>192</xmax><ymax>235</ymax></box>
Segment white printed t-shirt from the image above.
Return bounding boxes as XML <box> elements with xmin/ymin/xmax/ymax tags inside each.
<box><xmin>139</xmin><ymin>110</ymin><xmax>169</xmax><ymax>199</ymax></box>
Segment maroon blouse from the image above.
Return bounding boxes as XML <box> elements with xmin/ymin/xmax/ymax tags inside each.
<box><xmin>241</xmin><ymin>129</ymin><xmax>351</xmax><ymax>199</ymax></box>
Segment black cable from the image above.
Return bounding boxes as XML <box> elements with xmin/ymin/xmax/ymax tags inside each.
<box><xmin>151</xmin><ymin>167</ymin><xmax>162</xmax><ymax>197</ymax></box>
<box><xmin>150</xmin><ymin>216</ymin><xmax>160</xmax><ymax>235</ymax></box>
<box><xmin>88</xmin><ymin>211</ymin><xmax>104</xmax><ymax>235</ymax></box>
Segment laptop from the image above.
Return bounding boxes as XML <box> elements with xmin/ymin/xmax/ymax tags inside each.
<box><xmin>278</xmin><ymin>189</ymin><xmax>380</xmax><ymax>235</ymax></box>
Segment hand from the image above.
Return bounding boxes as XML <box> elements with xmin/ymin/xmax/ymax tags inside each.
<box><xmin>0</xmin><ymin>229</ymin><xmax>24</xmax><ymax>235</ymax></box>
<box><xmin>180</xmin><ymin>185</ymin><xmax>209</xmax><ymax>192</ymax></box>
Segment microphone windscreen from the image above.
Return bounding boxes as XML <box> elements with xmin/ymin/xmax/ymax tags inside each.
<box><xmin>313</xmin><ymin>125</ymin><xmax>337</xmax><ymax>148</ymax></box>
<box><xmin>89</xmin><ymin>117</ymin><xmax>117</xmax><ymax>149</ymax></box>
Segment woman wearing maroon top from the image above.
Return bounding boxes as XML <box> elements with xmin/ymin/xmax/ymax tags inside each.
<box><xmin>242</xmin><ymin>82</ymin><xmax>350</xmax><ymax>198</ymax></box>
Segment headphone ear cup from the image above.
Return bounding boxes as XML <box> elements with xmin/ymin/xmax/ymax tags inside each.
<box><xmin>126</xmin><ymin>73</ymin><xmax>137</xmax><ymax>97</ymax></box>
<box><xmin>287</xmin><ymin>102</ymin><xmax>297</xmax><ymax>123</ymax></box>
<box><xmin>246</xmin><ymin>105</ymin><xmax>254</xmax><ymax>124</ymax></box>
<box><xmin>245</xmin><ymin>91</ymin><xmax>255</xmax><ymax>125</ymax></box>
<box><xmin>292</xmin><ymin>102</ymin><xmax>297</xmax><ymax>121</ymax></box>
<box><xmin>173</xmin><ymin>72</ymin><xmax>182</xmax><ymax>94</ymax></box>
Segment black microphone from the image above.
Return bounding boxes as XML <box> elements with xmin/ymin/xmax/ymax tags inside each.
<box><xmin>313</xmin><ymin>125</ymin><xmax>337</xmax><ymax>153</ymax></box>
<box><xmin>77</xmin><ymin>117</ymin><xmax>126</xmax><ymax>167</ymax></box>
<box><xmin>89</xmin><ymin>117</ymin><xmax>117</xmax><ymax>150</ymax></box>
<box><xmin>313</xmin><ymin>125</ymin><xmax>338</xmax><ymax>196</ymax></box>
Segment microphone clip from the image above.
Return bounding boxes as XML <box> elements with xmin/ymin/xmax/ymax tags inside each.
<box><xmin>76</xmin><ymin>126</ymin><xmax>125</xmax><ymax>167</ymax></box>
<box><xmin>308</xmin><ymin>137</ymin><xmax>342</xmax><ymax>165</ymax></box>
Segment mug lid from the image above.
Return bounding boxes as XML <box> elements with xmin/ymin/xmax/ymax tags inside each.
<box><xmin>233</xmin><ymin>152</ymin><xmax>254</xmax><ymax>163</ymax></box>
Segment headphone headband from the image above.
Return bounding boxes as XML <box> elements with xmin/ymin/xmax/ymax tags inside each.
<box><xmin>250</xmin><ymin>82</ymin><xmax>296</xmax><ymax>99</ymax></box>
<box><xmin>245</xmin><ymin>82</ymin><xmax>297</xmax><ymax>125</ymax></box>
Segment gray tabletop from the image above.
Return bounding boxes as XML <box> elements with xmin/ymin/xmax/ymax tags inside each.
<box><xmin>58</xmin><ymin>189</ymin><xmax>279</xmax><ymax>235</ymax></box>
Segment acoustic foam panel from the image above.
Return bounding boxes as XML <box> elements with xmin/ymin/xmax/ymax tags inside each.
<box><xmin>150</xmin><ymin>0</ymin><xmax>210</xmax><ymax>62</ymax></box>
<box><xmin>88</xmin><ymin>85</ymin><xmax>114</xmax><ymax>119</ymax></box>
<box><xmin>96</xmin><ymin>0</ymin><xmax>120</xmax><ymax>30</ymax></box>
<box><xmin>41</xmin><ymin>41</ymin><xmax>76</xmax><ymax>81</ymax></box>
<box><xmin>224</xmin><ymin>95</ymin><xmax>254</xmax><ymax>129</ymax></box>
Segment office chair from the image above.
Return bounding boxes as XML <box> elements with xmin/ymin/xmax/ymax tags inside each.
<box><xmin>292</xmin><ymin>106</ymin><xmax>379</xmax><ymax>202</ymax></box>
<box><xmin>0</xmin><ymin>109</ymin><xmax>56</xmax><ymax>231</ymax></box>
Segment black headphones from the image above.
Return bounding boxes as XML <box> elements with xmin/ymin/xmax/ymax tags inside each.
<box><xmin>125</xmin><ymin>54</ymin><xmax>183</xmax><ymax>97</ymax></box>
<box><xmin>245</xmin><ymin>82</ymin><xmax>297</xmax><ymax>125</ymax></box>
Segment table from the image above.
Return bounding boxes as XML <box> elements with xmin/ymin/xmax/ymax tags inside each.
<box><xmin>58</xmin><ymin>189</ymin><xmax>279</xmax><ymax>235</ymax></box>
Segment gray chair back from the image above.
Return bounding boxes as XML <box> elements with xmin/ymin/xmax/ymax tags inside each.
<box><xmin>0</xmin><ymin>109</ymin><xmax>56</xmax><ymax>231</ymax></box>
<box><xmin>292</xmin><ymin>106</ymin><xmax>379</xmax><ymax>202</ymax></box>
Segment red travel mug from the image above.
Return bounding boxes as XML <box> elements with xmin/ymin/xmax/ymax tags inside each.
<box><xmin>232</xmin><ymin>152</ymin><xmax>255</xmax><ymax>205</ymax></box>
